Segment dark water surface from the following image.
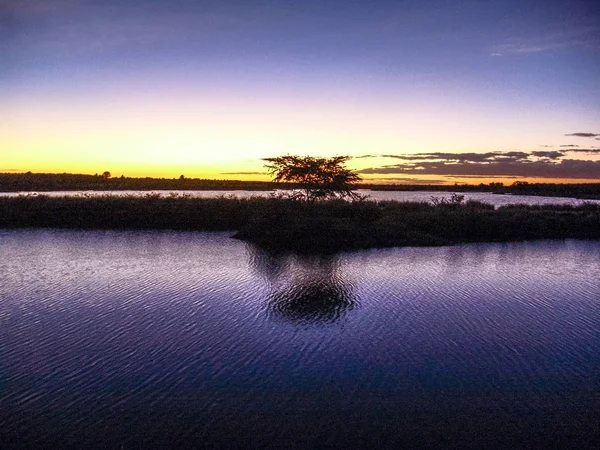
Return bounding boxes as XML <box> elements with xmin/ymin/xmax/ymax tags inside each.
<box><xmin>1</xmin><ymin>230</ymin><xmax>599</xmax><ymax>449</ymax></box>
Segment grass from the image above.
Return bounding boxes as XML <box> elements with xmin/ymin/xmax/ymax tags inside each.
<box><xmin>1</xmin><ymin>195</ymin><xmax>598</xmax><ymax>252</ymax></box>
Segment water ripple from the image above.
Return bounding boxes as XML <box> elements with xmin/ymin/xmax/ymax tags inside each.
<box><xmin>1</xmin><ymin>231</ymin><xmax>599</xmax><ymax>448</ymax></box>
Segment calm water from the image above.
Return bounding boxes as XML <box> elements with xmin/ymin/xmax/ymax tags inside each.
<box><xmin>3</xmin><ymin>189</ymin><xmax>599</xmax><ymax>207</ymax></box>
<box><xmin>1</xmin><ymin>230</ymin><xmax>599</xmax><ymax>448</ymax></box>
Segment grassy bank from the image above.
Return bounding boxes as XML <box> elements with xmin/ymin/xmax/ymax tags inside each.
<box><xmin>1</xmin><ymin>195</ymin><xmax>599</xmax><ymax>252</ymax></box>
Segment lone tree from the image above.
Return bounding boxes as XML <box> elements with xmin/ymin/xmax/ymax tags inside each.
<box><xmin>263</xmin><ymin>155</ymin><xmax>362</xmax><ymax>203</ymax></box>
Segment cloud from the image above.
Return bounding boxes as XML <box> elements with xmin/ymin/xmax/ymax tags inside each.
<box><xmin>565</xmin><ymin>132</ymin><xmax>600</xmax><ymax>138</ymax></box>
<box><xmin>358</xmin><ymin>159</ymin><xmax>600</xmax><ymax>179</ymax></box>
<box><xmin>490</xmin><ymin>25</ymin><xmax>600</xmax><ymax>56</ymax></box>
<box><xmin>220</xmin><ymin>171</ymin><xmax>267</xmax><ymax>175</ymax></box>
<box><xmin>530</xmin><ymin>151</ymin><xmax>564</xmax><ymax>159</ymax></box>
<box><xmin>559</xmin><ymin>145</ymin><xmax>579</xmax><ymax>147</ymax></box>
<box><xmin>499</xmin><ymin>45</ymin><xmax>555</xmax><ymax>54</ymax></box>
<box><xmin>363</xmin><ymin>176</ymin><xmax>447</xmax><ymax>185</ymax></box>
<box><xmin>566</xmin><ymin>148</ymin><xmax>600</xmax><ymax>154</ymax></box>
<box><xmin>1</xmin><ymin>2</ymin><xmax>266</xmax><ymax>59</ymax></box>
<box><xmin>445</xmin><ymin>175</ymin><xmax>521</xmax><ymax>179</ymax></box>
<box><xmin>361</xmin><ymin>149</ymin><xmax>600</xmax><ymax>163</ymax></box>
<box><xmin>2</xmin><ymin>0</ymin><xmax>82</xmax><ymax>14</ymax></box>
<box><xmin>372</xmin><ymin>151</ymin><xmax>530</xmax><ymax>163</ymax></box>
<box><xmin>351</xmin><ymin>154</ymin><xmax>379</xmax><ymax>159</ymax></box>
<box><xmin>379</xmin><ymin>154</ymin><xmax>427</xmax><ymax>160</ymax></box>
<box><xmin>357</xmin><ymin>149</ymin><xmax>600</xmax><ymax>179</ymax></box>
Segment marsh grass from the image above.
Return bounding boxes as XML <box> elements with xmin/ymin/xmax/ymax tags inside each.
<box><xmin>1</xmin><ymin>195</ymin><xmax>598</xmax><ymax>251</ymax></box>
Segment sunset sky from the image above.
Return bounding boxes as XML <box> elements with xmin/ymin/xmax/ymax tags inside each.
<box><xmin>2</xmin><ymin>0</ymin><xmax>599</xmax><ymax>184</ymax></box>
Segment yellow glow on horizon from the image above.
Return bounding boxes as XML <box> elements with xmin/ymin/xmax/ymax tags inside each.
<box><xmin>3</xmin><ymin>86</ymin><xmax>599</xmax><ymax>184</ymax></box>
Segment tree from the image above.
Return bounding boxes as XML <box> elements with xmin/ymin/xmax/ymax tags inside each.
<box><xmin>263</xmin><ymin>155</ymin><xmax>362</xmax><ymax>203</ymax></box>
<box><xmin>102</xmin><ymin>171</ymin><xmax>111</xmax><ymax>180</ymax></box>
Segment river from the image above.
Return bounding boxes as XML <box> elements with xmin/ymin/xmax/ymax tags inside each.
<box><xmin>2</xmin><ymin>189</ymin><xmax>599</xmax><ymax>207</ymax></box>
<box><xmin>0</xmin><ymin>230</ymin><xmax>598</xmax><ymax>448</ymax></box>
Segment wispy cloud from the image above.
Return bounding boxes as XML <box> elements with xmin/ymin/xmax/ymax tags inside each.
<box><xmin>444</xmin><ymin>175</ymin><xmax>521</xmax><ymax>180</ymax></box>
<box><xmin>491</xmin><ymin>43</ymin><xmax>566</xmax><ymax>56</ymax></box>
<box><xmin>530</xmin><ymin>151</ymin><xmax>564</xmax><ymax>159</ymax></box>
<box><xmin>364</xmin><ymin>177</ymin><xmax>447</xmax><ymax>185</ymax></box>
<box><xmin>351</xmin><ymin>154</ymin><xmax>379</xmax><ymax>159</ymax></box>
<box><xmin>220</xmin><ymin>171</ymin><xmax>267</xmax><ymax>175</ymax></box>
<box><xmin>490</xmin><ymin>25</ymin><xmax>600</xmax><ymax>56</ymax></box>
<box><xmin>566</xmin><ymin>148</ymin><xmax>600</xmax><ymax>154</ymax></box>
<box><xmin>1</xmin><ymin>2</ymin><xmax>268</xmax><ymax>58</ymax></box>
<box><xmin>566</xmin><ymin>132</ymin><xmax>600</xmax><ymax>138</ymax></box>
<box><xmin>2</xmin><ymin>0</ymin><xmax>82</xmax><ymax>14</ymax></box>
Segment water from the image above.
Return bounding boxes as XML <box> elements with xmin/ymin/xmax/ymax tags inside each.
<box><xmin>1</xmin><ymin>230</ymin><xmax>599</xmax><ymax>448</ymax></box>
<box><xmin>2</xmin><ymin>189</ymin><xmax>599</xmax><ymax>207</ymax></box>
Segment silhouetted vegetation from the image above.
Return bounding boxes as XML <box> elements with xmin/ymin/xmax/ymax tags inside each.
<box><xmin>234</xmin><ymin>198</ymin><xmax>600</xmax><ymax>251</ymax></box>
<box><xmin>504</xmin><ymin>181</ymin><xmax>600</xmax><ymax>199</ymax></box>
<box><xmin>263</xmin><ymin>155</ymin><xmax>362</xmax><ymax>202</ymax></box>
<box><xmin>0</xmin><ymin>172</ymin><xmax>276</xmax><ymax>192</ymax></box>
<box><xmin>366</xmin><ymin>181</ymin><xmax>600</xmax><ymax>199</ymax></box>
<box><xmin>1</xmin><ymin>195</ymin><xmax>598</xmax><ymax>252</ymax></box>
<box><xmin>0</xmin><ymin>194</ymin><xmax>254</xmax><ymax>231</ymax></box>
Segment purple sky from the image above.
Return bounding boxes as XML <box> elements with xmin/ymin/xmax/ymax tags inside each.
<box><xmin>1</xmin><ymin>0</ymin><xmax>599</xmax><ymax>182</ymax></box>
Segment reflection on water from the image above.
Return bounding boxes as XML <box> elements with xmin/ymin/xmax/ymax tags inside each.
<box><xmin>268</xmin><ymin>279</ymin><xmax>356</xmax><ymax>324</ymax></box>
<box><xmin>248</xmin><ymin>247</ymin><xmax>358</xmax><ymax>324</ymax></box>
<box><xmin>1</xmin><ymin>230</ymin><xmax>599</xmax><ymax>448</ymax></box>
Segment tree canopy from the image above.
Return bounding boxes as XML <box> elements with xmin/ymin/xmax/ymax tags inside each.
<box><xmin>263</xmin><ymin>155</ymin><xmax>362</xmax><ymax>202</ymax></box>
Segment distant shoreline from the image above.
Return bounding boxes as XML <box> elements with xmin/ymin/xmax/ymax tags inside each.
<box><xmin>1</xmin><ymin>172</ymin><xmax>599</xmax><ymax>200</ymax></box>
<box><xmin>1</xmin><ymin>195</ymin><xmax>598</xmax><ymax>253</ymax></box>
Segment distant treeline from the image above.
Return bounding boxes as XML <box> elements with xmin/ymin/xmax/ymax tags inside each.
<box><xmin>1</xmin><ymin>173</ymin><xmax>600</xmax><ymax>199</ymax></box>
<box><xmin>1</xmin><ymin>195</ymin><xmax>598</xmax><ymax>252</ymax></box>
<box><xmin>366</xmin><ymin>181</ymin><xmax>600</xmax><ymax>199</ymax></box>
<box><xmin>0</xmin><ymin>172</ymin><xmax>276</xmax><ymax>192</ymax></box>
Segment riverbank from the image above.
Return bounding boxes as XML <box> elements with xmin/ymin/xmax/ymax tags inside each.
<box><xmin>1</xmin><ymin>195</ymin><xmax>599</xmax><ymax>252</ymax></box>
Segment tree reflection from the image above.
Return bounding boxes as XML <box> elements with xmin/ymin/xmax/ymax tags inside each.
<box><xmin>247</xmin><ymin>245</ymin><xmax>358</xmax><ymax>325</ymax></box>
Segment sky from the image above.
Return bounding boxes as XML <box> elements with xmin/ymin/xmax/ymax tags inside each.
<box><xmin>1</xmin><ymin>0</ymin><xmax>600</xmax><ymax>184</ymax></box>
